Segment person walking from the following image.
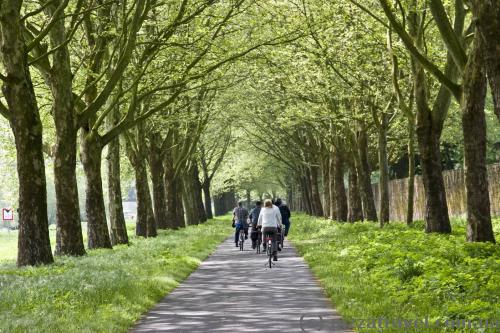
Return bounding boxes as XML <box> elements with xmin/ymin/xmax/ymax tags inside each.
<box><xmin>258</xmin><ymin>199</ymin><xmax>282</xmax><ymax>261</ymax></box>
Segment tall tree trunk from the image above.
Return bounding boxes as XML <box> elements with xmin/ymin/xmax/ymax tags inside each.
<box><xmin>0</xmin><ymin>1</ymin><xmax>54</xmax><ymax>266</ymax></box>
<box><xmin>328</xmin><ymin>153</ymin><xmax>337</xmax><ymax>219</ymax></box>
<box><xmin>202</xmin><ymin>180</ymin><xmax>213</xmax><ymax>219</ymax></box>
<box><xmin>123</xmin><ymin>125</ymin><xmax>156</xmax><ymax>238</ymax></box>
<box><xmin>193</xmin><ymin>164</ymin><xmax>207</xmax><ymax>223</ymax></box>
<box><xmin>228</xmin><ymin>190</ymin><xmax>236</xmax><ymax>211</ymax></box>
<box><xmin>333</xmin><ymin>151</ymin><xmax>348</xmax><ymax>221</ymax></box>
<box><xmin>417</xmin><ymin>130</ymin><xmax>451</xmax><ymax>233</ymax></box>
<box><xmin>287</xmin><ymin>186</ymin><xmax>293</xmax><ymax>211</ymax></box>
<box><xmin>47</xmin><ymin>0</ymin><xmax>85</xmax><ymax>257</ymax></box>
<box><xmin>80</xmin><ymin>133</ymin><xmax>112</xmax><ymax>249</ymax></box>
<box><xmin>462</xmin><ymin>34</ymin><xmax>495</xmax><ymax>243</ymax></box>
<box><xmin>148</xmin><ymin>142</ymin><xmax>168</xmax><ymax>229</ymax></box>
<box><xmin>472</xmin><ymin>0</ymin><xmax>500</xmax><ymax>121</ymax></box>
<box><xmin>347</xmin><ymin>159</ymin><xmax>363</xmax><ymax>222</ymax></box>
<box><xmin>213</xmin><ymin>194</ymin><xmax>223</xmax><ymax>216</ymax></box>
<box><xmin>134</xmin><ymin>158</ymin><xmax>157</xmax><ymax>237</ymax></box>
<box><xmin>357</xmin><ymin>126</ymin><xmax>378</xmax><ymax>221</ymax></box>
<box><xmin>310</xmin><ymin>165</ymin><xmax>324</xmax><ymax>216</ymax></box>
<box><xmin>54</xmin><ymin>128</ymin><xmax>85</xmax><ymax>255</ymax></box>
<box><xmin>182</xmin><ymin>171</ymin><xmax>200</xmax><ymax>226</ymax></box>
<box><xmin>214</xmin><ymin>191</ymin><xmax>234</xmax><ymax>216</ymax></box>
<box><xmin>414</xmin><ymin>65</ymin><xmax>452</xmax><ymax>234</ymax></box>
<box><xmin>164</xmin><ymin>151</ymin><xmax>184</xmax><ymax>228</ymax></box>
<box><xmin>106</xmin><ymin>110</ymin><xmax>128</xmax><ymax>245</ymax></box>
<box><xmin>321</xmin><ymin>156</ymin><xmax>331</xmax><ymax>218</ymax></box>
<box><xmin>246</xmin><ymin>189</ymin><xmax>251</xmax><ymax>207</ymax></box>
<box><xmin>301</xmin><ymin>173</ymin><xmax>313</xmax><ymax>215</ymax></box>
<box><xmin>406</xmin><ymin>117</ymin><xmax>416</xmax><ymax>225</ymax></box>
<box><xmin>378</xmin><ymin>114</ymin><xmax>390</xmax><ymax>226</ymax></box>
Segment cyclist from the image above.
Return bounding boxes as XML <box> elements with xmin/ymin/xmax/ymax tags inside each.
<box><xmin>233</xmin><ymin>201</ymin><xmax>249</xmax><ymax>248</ymax></box>
<box><xmin>249</xmin><ymin>201</ymin><xmax>262</xmax><ymax>249</ymax></box>
<box><xmin>258</xmin><ymin>199</ymin><xmax>282</xmax><ymax>261</ymax></box>
<box><xmin>275</xmin><ymin>198</ymin><xmax>291</xmax><ymax>236</ymax></box>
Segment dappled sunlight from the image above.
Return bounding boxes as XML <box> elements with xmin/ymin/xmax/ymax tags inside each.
<box><xmin>133</xmin><ymin>238</ymin><xmax>352</xmax><ymax>333</ymax></box>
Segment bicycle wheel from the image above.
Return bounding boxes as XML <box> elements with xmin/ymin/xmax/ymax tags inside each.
<box><xmin>267</xmin><ymin>240</ymin><xmax>272</xmax><ymax>268</ymax></box>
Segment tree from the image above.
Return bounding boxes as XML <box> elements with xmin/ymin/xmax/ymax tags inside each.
<box><xmin>0</xmin><ymin>0</ymin><xmax>54</xmax><ymax>266</ymax></box>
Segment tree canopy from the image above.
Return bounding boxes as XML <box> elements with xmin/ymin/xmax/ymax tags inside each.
<box><xmin>0</xmin><ymin>0</ymin><xmax>498</xmax><ymax>266</ymax></box>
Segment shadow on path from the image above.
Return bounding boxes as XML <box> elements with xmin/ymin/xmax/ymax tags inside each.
<box><xmin>132</xmin><ymin>237</ymin><xmax>352</xmax><ymax>332</ymax></box>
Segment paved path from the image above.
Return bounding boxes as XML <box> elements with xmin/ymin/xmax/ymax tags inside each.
<box><xmin>132</xmin><ymin>237</ymin><xmax>352</xmax><ymax>332</ymax></box>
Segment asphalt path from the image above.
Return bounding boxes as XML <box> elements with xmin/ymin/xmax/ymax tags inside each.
<box><xmin>132</xmin><ymin>236</ymin><xmax>352</xmax><ymax>332</ymax></box>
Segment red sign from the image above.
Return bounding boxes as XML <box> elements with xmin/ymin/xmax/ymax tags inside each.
<box><xmin>2</xmin><ymin>208</ymin><xmax>14</xmax><ymax>221</ymax></box>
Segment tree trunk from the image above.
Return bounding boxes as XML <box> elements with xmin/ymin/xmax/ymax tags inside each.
<box><xmin>213</xmin><ymin>194</ymin><xmax>223</xmax><ymax>216</ymax></box>
<box><xmin>413</xmin><ymin>60</ymin><xmax>452</xmax><ymax>234</ymax></box>
<box><xmin>347</xmin><ymin>159</ymin><xmax>363</xmax><ymax>222</ymax></box>
<box><xmin>472</xmin><ymin>0</ymin><xmax>500</xmax><ymax>121</ymax></box>
<box><xmin>287</xmin><ymin>186</ymin><xmax>293</xmax><ymax>211</ymax></box>
<box><xmin>246</xmin><ymin>189</ymin><xmax>251</xmax><ymax>208</ymax></box>
<box><xmin>106</xmin><ymin>111</ymin><xmax>128</xmax><ymax>245</ymax></box>
<box><xmin>461</xmin><ymin>33</ymin><xmax>496</xmax><ymax>243</ymax></box>
<box><xmin>356</xmin><ymin>127</ymin><xmax>378</xmax><ymax>221</ymax></box>
<box><xmin>378</xmin><ymin>114</ymin><xmax>390</xmax><ymax>226</ymax></box>
<box><xmin>301</xmin><ymin>173</ymin><xmax>313</xmax><ymax>215</ymax></box>
<box><xmin>46</xmin><ymin>0</ymin><xmax>86</xmax><ymax>257</ymax></box>
<box><xmin>106</xmin><ymin>138</ymin><xmax>128</xmax><ymax>244</ymax></box>
<box><xmin>80</xmin><ymin>133</ymin><xmax>112</xmax><ymax>249</ymax></box>
<box><xmin>193</xmin><ymin>164</ymin><xmax>207</xmax><ymax>223</ymax></box>
<box><xmin>0</xmin><ymin>1</ymin><xmax>54</xmax><ymax>265</ymax></box>
<box><xmin>310</xmin><ymin>165</ymin><xmax>324</xmax><ymax>216</ymax></box>
<box><xmin>321</xmin><ymin>156</ymin><xmax>331</xmax><ymax>218</ymax></box>
<box><xmin>182</xmin><ymin>172</ymin><xmax>200</xmax><ymax>226</ymax></box>
<box><xmin>53</xmin><ymin>128</ymin><xmax>85</xmax><ymax>255</ymax></box>
<box><xmin>333</xmin><ymin>151</ymin><xmax>348</xmax><ymax>221</ymax></box>
<box><xmin>417</xmin><ymin>132</ymin><xmax>451</xmax><ymax>233</ymax></box>
<box><xmin>148</xmin><ymin>142</ymin><xmax>168</xmax><ymax>229</ymax></box>
<box><xmin>134</xmin><ymin>158</ymin><xmax>157</xmax><ymax>237</ymax></box>
<box><xmin>328</xmin><ymin>154</ymin><xmax>337</xmax><ymax>219</ymax></box>
<box><xmin>202</xmin><ymin>180</ymin><xmax>213</xmax><ymax>219</ymax></box>
<box><xmin>227</xmin><ymin>190</ymin><xmax>236</xmax><ymax>212</ymax></box>
<box><xmin>164</xmin><ymin>151</ymin><xmax>184</xmax><ymax>228</ymax></box>
<box><xmin>406</xmin><ymin>117</ymin><xmax>416</xmax><ymax>225</ymax></box>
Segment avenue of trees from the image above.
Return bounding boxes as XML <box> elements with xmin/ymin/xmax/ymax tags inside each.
<box><xmin>0</xmin><ymin>0</ymin><xmax>498</xmax><ymax>267</ymax></box>
<box><xmin>212</xmin><ymin>0</ymin><xmax>499</xmax><ymax>242</ymax></box>
<box><xmin>0</xmin><ymin>0</ymin><xmax>301</xmax><ymax>266</ymax></box>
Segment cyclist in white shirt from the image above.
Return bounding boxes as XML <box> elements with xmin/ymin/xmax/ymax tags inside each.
<box><xmin>257</xmin><ymin>199</ymin><xmax>282</xmax><ymax>261</ymax></box>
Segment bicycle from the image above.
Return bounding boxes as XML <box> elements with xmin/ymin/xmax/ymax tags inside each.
<box><xmin>279</xmin><ymin>226</ymin><xmax>285</xmax><ymax>250</ymax></box>
<box><xmin>255</xmin><ymin>230</ymin><xmax>262</xmax><ymax>254</ymax></box>
<box><xmin>239</xmin><ymin>226</ymin><xmax>245</xmax><ymax>251</ymax></box>
<box><xmin>265</xmin><ymin>235</ymin><xmax>273</xmax><ymax>268</ymax></box>
<box><xmin>250</xmin><ymin>226</ymin><xmax>262</xmax><ymax>254</ymax></box>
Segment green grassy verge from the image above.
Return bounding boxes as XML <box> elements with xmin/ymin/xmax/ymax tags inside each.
<box><xmin>289</xmin><ymin>214</ymin><xmax>500</xmax><ymax>332</ymax></box>
<box><xmin>0</xmin><ymin>217</ymin><xmax>232</xmax><ymax>333</ymax></box>
<box><xmin>0</xmin><ymin>221</ymin><xmax>137</xmax><ymax>263</ymax></box>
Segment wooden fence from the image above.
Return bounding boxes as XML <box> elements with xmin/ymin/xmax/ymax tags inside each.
<box><xmin>372</xmin><ymin>163</ymin><xmax>500</xmax><ymax>221</ymax></box>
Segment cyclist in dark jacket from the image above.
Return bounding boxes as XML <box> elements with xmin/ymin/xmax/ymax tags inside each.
<box><xmin>249</xmin><ymin>201</ymin><xmax>262</xmax><ymax>249</ymax></box>
<box><xmin>275</xmin><ymin>198</ymin><xmax>291</xmax><ymax>236</ymax></box>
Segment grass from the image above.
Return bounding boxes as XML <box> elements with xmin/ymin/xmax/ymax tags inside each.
<box><xmin>0</xmin><ymin>229</ymin><xmax>18</xmax><ymax>263</ymax></box>
<box><xmin>0</xmin><ymin>217</ymin><xmax>232</xmax><ymax>333</ymax></box>
<box><xmin>289</xmin><ymin>214</ymin><xmax>500</xmax><ymax>332</ymax></box>
<box><xmin>0</xmin><ymin>221</ymin><xmax>134</xmax><ymax>263</ymax></box>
